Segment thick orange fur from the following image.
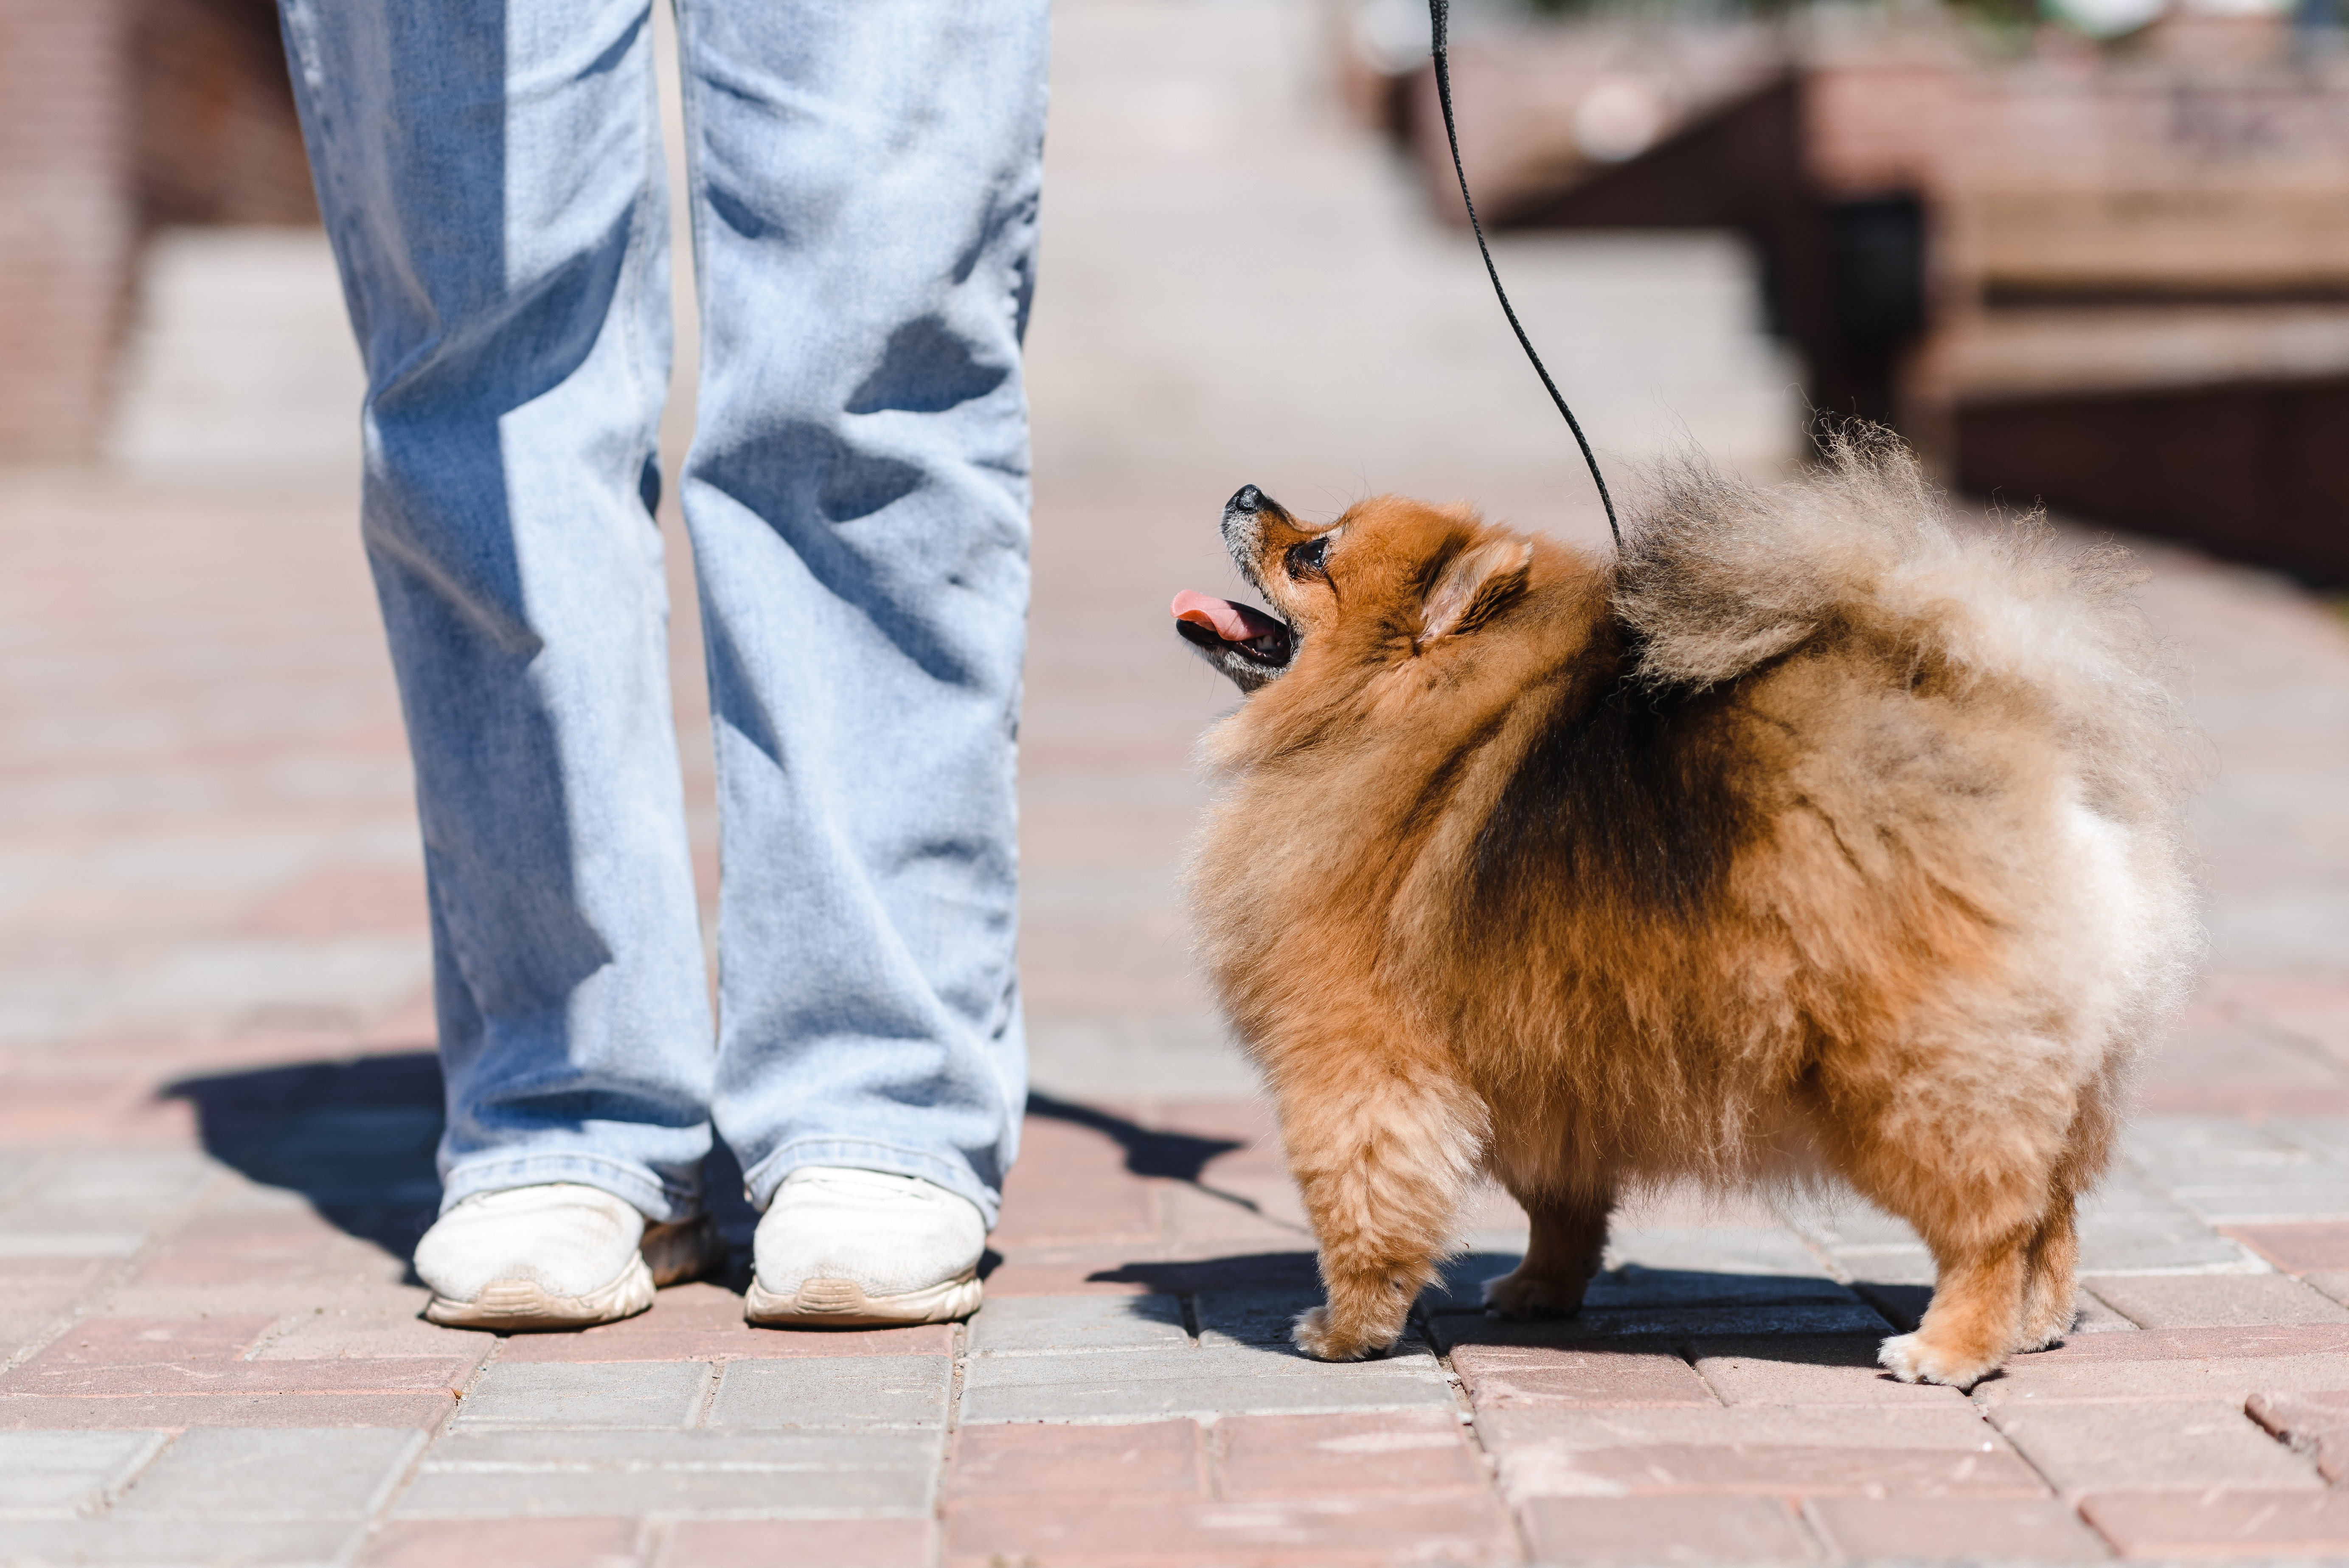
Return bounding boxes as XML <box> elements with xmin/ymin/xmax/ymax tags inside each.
<box><xmin>1183</xmin><ymin>433</ymin><xmax>2199</xmax><ymax>1389</ymax></box>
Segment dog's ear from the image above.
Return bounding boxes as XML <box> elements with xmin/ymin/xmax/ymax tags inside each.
<box><xmin>1419</xmin><ymin>538</ymin><xmax>1533</xmax><ymax>643</ymax></box>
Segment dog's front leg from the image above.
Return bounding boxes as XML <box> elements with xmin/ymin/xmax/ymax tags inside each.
<box><xmin>1275</xmin><ymin>1059</ymin><xmax>1485</xmax><ymax>1362</ymax></box>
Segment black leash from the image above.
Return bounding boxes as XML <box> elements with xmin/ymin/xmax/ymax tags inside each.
<box><xmin>1427</xmin><ymin>0</ymin><xmax>1620</xmax><ymax>548</ymax></box>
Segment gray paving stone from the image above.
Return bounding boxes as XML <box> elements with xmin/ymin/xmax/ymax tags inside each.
<box><xmin>0</xmin><ymin>1517</ymin><xmax>362</xmax><ymax>1565</ymax></box>
<box><xmin>0</xmin><ymin>1231</ymin><xmax>148</xmax><ymax>1259</ymax></box>
<box><xmin>2172</xmin><ymin>1183</ymin><xmax>2349</xmax><ymax>1222</ymax></box>
<box><xmin>8</xmin><ymin>1151</ymin><xmax>217</xmax><ymax>1215</ymax></box>
<box><xmin>1194</xmin><ymin>1288</ymin><xmax>1316</xmax><ymax>1347</ymax></box>
<box><xmin>704</xmin><ymin>1355</ymin><xmax>951</xmax><ymax>1430</ymax></box>
<box><xmin>1779</xmin><ymin>1202</ymin><xmax>1923</xmax><ymax>1250</ymax></box>
<box><xmin>958</xmin><ymin>1343</ymin><xmax>1453</xmax><ymax>1425</ymax></box>
<box><xmin>1427</xmin><ymin>1298</ymin><xmax>1891</xmax><ymax>1348</ymax></box>
<box><xmin>391</xmin><ymin>1457</ymin><xmax>931</xmax><ymax>1519</ymax></box>
<box><xmin>965</xmin><ymin>1292</ymin><xmax>1189</xmax><ymax>1355</ymax></box>
<box><xmin>2074</xmin><ymin>1213</ymin><xmax>2263</xmax><ymax>1275</ymax></box>
<box><xmin>1195</xmin><ymin>1287</ymin><xmax>1433</xmax><ymax>1351</ymax></box>
<box><xmin>416</xmin><ymin>1429</ymin><xmax>941</xmax><ymax>1468</ymax></box>
<box><xmin>2270</xmin><ymin>1117</ymin><xmax>2349</xmax><ymax>1163</ymax></box>
<box><xmin>1603</xmin><ymin>1227</ymin><xmax>1835</xmax><ymax>1279</ymax></box>
<box><xmin>0</xmin><ymin>1430</ymin><xmax>166</xmax><ymax>1516</ymax></box>
<box><xmin>454</xmin><ymin>1363</ymin><xmax>712</xmax><ymax>1429</ymax></box>
<box><xmin>2124</xmin><ymin>1115</ymin><xmax>2311</xmax><ymax>1173</ymax></box>
<box><xmin>111</xmin><ymin>1427</ymin><xmax>425</xmax><ymax>1520</ymax></box>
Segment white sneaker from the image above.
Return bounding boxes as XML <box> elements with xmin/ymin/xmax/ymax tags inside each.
<box><xmin>745</xmin><ymin>1166</ymin><xmax>985</xmax><ymax>1327</ymax></box>
<box><xmin>416</xmin><ymin>1182</ymin><xmax>719</xmax><ymax>1330</ymax></box>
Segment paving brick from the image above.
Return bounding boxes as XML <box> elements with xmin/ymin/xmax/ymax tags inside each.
<box><xmin>2074</xmin><ymin>1214</ymin><xmax>2255</xmax><ymax>1274</ymax></box>
<box><xmin>1690</xmin><ymin>1335</ymin><xmax>1974</xmax><ymax>1405</ymax></box>
<box><xmin>0</xmin><ymin>1429</ymin><xmax>166</xmax><ymax>1514</ymax></box>
<box><xmin>1804</xmin><ymin>1496</ymin><xmax>2110</xmax><ymax>1560</ymax></box>
<box><xmin>1519</xmin><ymin>1495</ymin><xmax>1816</xmax><ymax>1563</ymax></box>
<box><xmin>10</xmin><ymin>1313</ymin><xmax>274</xmax><ymax>1371</ymax></box>
<box><xmin>1989</xmin><ymin>1400</ymin><xmax>2321</xmax><ymax>1495</ymax></box>
<box><xmin>1429</xmin><ymin>1295</ymin><xmax>1891</xmax><ymax>1344</ymax></box>
<box><xmin>0</xmin><ymin>1391</ymin><xmax>458</xmax><ymax>1429</ymax></box>
<box><xmin>2084</xmin><ymin>1272</ymin><xmax>2349</xmax><ymax>1327</ymax></box>
<box><xmin>0</xmin><ymin>1517</ymin><xmax>366</xmax><ymax>1564</ymax></box>
<box><xmin>455</xmin><ymin>1362</ymin><xmax>712</xmax><ymax>1429</ymax></box>
<box><xmin>2079</xmin><ymin>1488</ymin><xmax>2349</xmax><ymax>1558</ymax></box>
<box><xmin>943</xmin><ymin>1491</ymin><xmax>1519</xmax><ymax>1568</ymax></box>
<box><xmin>1451</xmin><ymin>1344</ymin><xmax>1718</xmax><ymax>1409</ymax></box>
<box><xmin>2225</xmin><ymin>1220</ymin><xmax>2349</xmax><ymax>1272</ymax></box>
<box><xmin>979</xmin><ymin>1246</ymin><xmax>1196</xmax><ymax>1297</ymax></box>
<box><xmin>1604</xmin><ymin>1228</ymin><xmax>1837</xmax><ymax>1279</ymax></box>
<box><xmin>253</xmin><ymin>1312</ymin><xmax>498</xmax><ymax>1361</ymax></box>
<box><xmin>391</xmin><ymin>1456</ymin><xmax>932</xmax><ymax>1518</ymax></box>
<box><xmin>2246</xmin><ymin>1390</ymin><xmax>2349</xmax><ymax>1482</ymax></box>
<box><xmin>361</xmin><ymin>1517</ymin><xmax>645</xmax><ymax>1568</ymax></box>
<box><xmin>704</xmin><ymin>1355</ymin><xmax>951</xmax><ymax>1429</ymax></box>
<box><xmin>0</xmin><ymin>1257</ymin><xmax>109</xmax><ymax>1319</ymax></box>
<box><xmin>958</xmin><ymin>1343</ymin><xmax>1455</xmax><ymax>1425</ymax></box>
<box><xmin>663</xmin><ymin>1518</ymin><xmax>934</xmax><ymax>1568</ymax></box>
<box><xmin>1157</xmin><ymin>1183</ymin><xmax>1318</xmax><ymax>1250</ymax></box>
<box><xmin>992</xmin><ymin>1115</ymin><xmax>1157</xmax><ymax>1247</ymax></box>
<box><xmin>965</xmin><ymin>1292</ymin><xmax>1189</xmax><ymax>1355</ymax></box>
<box><xmin>943</xmin><ymin>1420</ymin><xmax>1202</xmax><ymax>1499</ymax></box>
<box><xmin>1478</xmin><ymin>1406</ymin><xmax>2038</xmax><ymax>1500</ymax></box>
<box><xmin>8</xmin><ymin>1353</ymin><xmax>475</xmax><ymax>1403</ymax></box>
<box><xmin>112</xmin><ymin>1426</ymin><xmax>424</xmax><ymax>1519</ymax></box>
<box><xmin>1215</xmin><ymin>1410</ymin><xmax>1486</xmax><ymax>1499</ymax></box>
<box><xmin>1972</xmin><ymin>1323</ymin><xmax>2349</xmax><ymax>1405</ymax></box>
<box><xmin>1194</xmin><ymin>1287</ymin><xmax>1319</xmax><ymax>1348</ymax></box>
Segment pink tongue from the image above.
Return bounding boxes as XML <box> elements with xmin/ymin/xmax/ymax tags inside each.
<box><xmin>1172</xmin><ymin>590</ymin><xmax>1282</xmax><ymax>644</ymax></box>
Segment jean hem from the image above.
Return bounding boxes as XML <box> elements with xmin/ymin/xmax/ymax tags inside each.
<box><xmin>439</xmin><ymin>1153</ymin><xmax>700</xmax><ymax>1223</ymax></box>
<box><xmin>741</xmin><ymin>1138</ymin><xmax>1000</xmax><ymax>1228</ymax></box>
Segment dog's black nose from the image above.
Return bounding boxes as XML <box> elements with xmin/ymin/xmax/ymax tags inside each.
<box><xmin>1228</xmin><ymin>485</ymin><xmax>1264</xmax><ymax>515</ymax></box>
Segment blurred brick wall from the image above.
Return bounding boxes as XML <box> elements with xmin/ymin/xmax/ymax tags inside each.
<box><xmin>0</xmin><ymin>0</ymin><xmax>135</xmax><ymax>459</ymax></box>
<box><xmin>0</xmin><ymin>0</ymin><xmax>315</xmax><ymax>459</ymax></box>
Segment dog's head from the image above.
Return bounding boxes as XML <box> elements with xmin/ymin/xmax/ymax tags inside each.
<box><xmin>1172</xmin><ymin>484</ymin><xmax>1545</xmax><ymax>697</ymax></box>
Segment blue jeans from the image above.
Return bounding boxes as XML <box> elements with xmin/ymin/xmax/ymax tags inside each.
<box><xmin>276</xmin><ymin>0</ymin><xmax>1047</xmax><ymax>1227</ymax></box>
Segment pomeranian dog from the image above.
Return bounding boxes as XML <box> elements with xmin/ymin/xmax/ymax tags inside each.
<box><xmin>1172</xmin><ymin>433</ymin><xmax>2197</xmax><ymax>1390</ymax></box>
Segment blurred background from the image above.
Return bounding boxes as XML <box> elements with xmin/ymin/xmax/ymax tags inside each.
<box><xmin>2</xmin><ymin>0</ymin><xmax>2346</xmax><ymax>1096</ymax></box>
<box><xmin>11</xmin><ymin>0</ymin><xmax>2349</xmax><ymax>567</ymax></box>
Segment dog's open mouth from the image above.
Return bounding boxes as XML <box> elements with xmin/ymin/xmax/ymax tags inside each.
<box><xmin>1172</xmin><ymin>590</ymin><xmax>1294</xmax><ymax>692</ymax></box>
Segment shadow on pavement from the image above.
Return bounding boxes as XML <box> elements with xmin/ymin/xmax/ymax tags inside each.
<box><xmin>161</xmin><ymin>1048</ymin><xmax>754</xmax><ymax>1270</ymax></box>
<box><xmin>1022</xmin><ymin>1091</ymin><xmax>1243</xmax><ymax>1180</ymax></box>
<box><xmin>160</xmin><ymin>1058</ymin><xmax>1248</xmax><ymax>1267</ymax></box>
<box><xmin>163</xmin><ymin>1049</ymin><xmax>448</xmax><ymax>1260</ymax></box>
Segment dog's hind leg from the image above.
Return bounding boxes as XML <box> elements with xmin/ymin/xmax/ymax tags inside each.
<box><xmin>2013</xmin><ymin>1187</ymin><xmax>2080</xmax><ymax>1352</ymax></box>
<box><xmin>1277</xmin><ymin>1057</ymin><xmax>1486</xmax><ymax>1363</ymax></box>
<box><xmin>1483</xmin><ymin>1186</ymin><xmax>1612</xmax><ymax>1319</ymax></box>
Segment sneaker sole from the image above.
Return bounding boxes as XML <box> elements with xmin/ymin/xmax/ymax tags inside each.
<box><xmin>744</xmin><ymin>1268</ymin><xmax>982</xmax><ymax>1328</ymax></box>
<box><xmin>424</xmin><ymin>1215</ymin><xmax>722</xmax><ymax>1332</ymax></box>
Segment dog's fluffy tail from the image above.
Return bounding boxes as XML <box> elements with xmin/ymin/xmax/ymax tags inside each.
<box><xmin>1611</xmin><ymin>425</ymin><xmax>2203</xmax><ymax>829</ymax></box>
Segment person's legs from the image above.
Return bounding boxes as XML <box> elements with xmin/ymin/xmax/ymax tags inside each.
<box><xmin>278</xmin><ymin>0</ymin><xmax>717</xmax><ymax>1233</ymax></box>
<box><xmin>672</xmin><ymin>0</ymin><xmax>1048</xmax><ymax>1250</ymax></box>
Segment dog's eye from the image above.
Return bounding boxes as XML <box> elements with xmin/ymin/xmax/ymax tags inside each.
<box><xmin>1286</xmin><ymin>535</ymin><xmax>1331</xmax><ymax>580</ymax></box>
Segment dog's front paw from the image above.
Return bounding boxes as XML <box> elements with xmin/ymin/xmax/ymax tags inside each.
<box><xmin>1877</xmin><ymin>1332</ymin><xmax>1999</xmax><ymax>1391</ymax></box>
<box><xmin>1291</xmin><ymin>1304</ymin><xmax>1396</xmax><ymax>1362</ymax></box>
<box><xmin>1482</xmin><ymin>1266</ymin><xmax>1590</xmax><ymax>1321</ymax></box>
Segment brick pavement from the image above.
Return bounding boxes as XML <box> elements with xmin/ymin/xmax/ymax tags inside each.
<box><xmin>8</xmin><ymin>0</ymin><xmax>2349</xmax><ymax>1562</ymax></box>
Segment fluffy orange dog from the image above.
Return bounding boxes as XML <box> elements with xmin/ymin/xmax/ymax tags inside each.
<box><xmin>1172</xmin><ymin>436</ymin><xmax>2197</xmax><ymax>1390</ymax></box>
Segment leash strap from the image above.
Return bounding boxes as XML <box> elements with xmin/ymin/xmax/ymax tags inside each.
<box><xmin>1427</xmin><ymin>0</ymin><xmax>1621</xmax><ymax>547</ymax></box>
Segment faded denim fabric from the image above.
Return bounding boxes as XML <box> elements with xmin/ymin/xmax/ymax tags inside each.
<box><xmin>277</xmin><ymin>0</ymin><xmax>1047</xmax><ymax>1226</ymax></box>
